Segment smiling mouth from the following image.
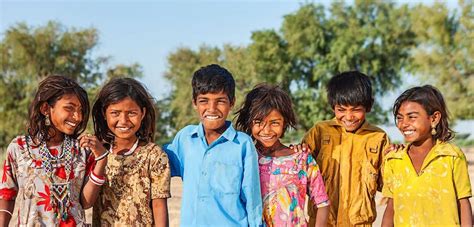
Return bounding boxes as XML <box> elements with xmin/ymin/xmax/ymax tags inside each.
<box><xmin>65</xmin><ymin>121</ymin><xmax>78</xmax><ymax>127</ymax></box>
<box><xmin>343</xmin><ymin>120</ymin><xmax>359</xmax><ymax>127</ymax></box>
<box><xmin>403</xmin><ymin>130</ymin><xmax>415</xmax><ymax>135</ymax></box>
<box><xmin>116</xmin><ymin>126</ymin><xmax>132</xmax><ymax>132</ymax></box>
<box><xmin>204</xmin><ymin>115</ymin><xmax>221</xmax><ymax>120</ymax></box>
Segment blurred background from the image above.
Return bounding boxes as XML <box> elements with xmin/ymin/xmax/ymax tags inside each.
<box><xmin>1</xmin><ymin>0</ymin><xmax>473</xmax><ymax>226</ymax></box>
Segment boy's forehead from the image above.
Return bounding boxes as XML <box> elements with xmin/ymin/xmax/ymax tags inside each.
<box><xmin>196</xmin><ymin>91</ymin><xmax>229</xmax><ymax>99</ymax></box>
<box><xmin>334</xmin><ymin>104</ymin><xmax>366</xmax><ymax>110</ymax></box>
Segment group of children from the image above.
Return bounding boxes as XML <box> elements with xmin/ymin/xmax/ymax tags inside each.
<box><xmin>0</xmin><ymin>63</ymin><xmax>471</xmax><ymax>226</ymax></box>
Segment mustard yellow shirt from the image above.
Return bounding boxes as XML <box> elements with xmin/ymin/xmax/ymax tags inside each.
<box><xmin>382</xmin><ymin>140</ymin><xmax>472</xmax><ymax>226</ymax></box>
<box><xmin>303</xmin><ymin>119</ymin><xmax>389</xmax><ymax>227</ymax></box>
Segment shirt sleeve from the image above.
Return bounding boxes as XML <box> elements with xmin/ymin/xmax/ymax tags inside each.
<box><xmin>150</xmin><ymin>146</ymin><xmax>171</xmax><ymax>199</ymax></box>
<box><xmin>306</xmin><ymin>154</ymin><xmax>329</xmax><ymax>208</ymax></box>
<box><xmin>302</xmin><ymin>125</ymin><xmax>320</xmax><ymax>157</ymax></box>
<box><xmin>381</xmin><ymin>158</ymin><xmax>394</xmax><ymax>198</ymax></box>
<box><xmin>163</xmin><ymin>130</ymin><xmax>184</xmax><ymax>178</ymax></box>
<box><xmin>453</xmin><ymin>152</ymin><xmax>472</xmax><ymax>199</ymax></box>
<box><xmin>0</xmin><ymin>138</ymin><xmax>20</xmax><ymax>201</ymax></box>
<box><xmin>239</xmin><ymin>139</ymin><xmax>263</xmax><ymax>227</ymax></box>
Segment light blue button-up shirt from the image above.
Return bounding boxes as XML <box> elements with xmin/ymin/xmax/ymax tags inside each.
<box><xmin>165</xmin><ymin>122</ymin><xmax>262</xmax><ymax>227</ymax></box>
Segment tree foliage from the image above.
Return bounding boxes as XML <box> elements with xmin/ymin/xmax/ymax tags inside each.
<box><xmin>164</xmin><ymin>1</ymin><xmax>417</xmax><ymax>133</ymax></box>
<box><xmin>0</xmin><ymin>22</ymin><xmax>143</xmax><ymax>147</ymax></box>
<box><xmin>409</xmin><ymin>0</ymin><xmax>474</xmax><ymax>119</ymax></box>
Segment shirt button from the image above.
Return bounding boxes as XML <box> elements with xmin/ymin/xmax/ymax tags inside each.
<box><xmin>202</xmin><ymin>171</ymin><xmax>207</xmax><ymax>176</ymax></box>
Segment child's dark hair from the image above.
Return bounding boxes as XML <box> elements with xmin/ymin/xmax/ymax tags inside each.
<box><xmin>28</xmin><ymin>75</ymin><xmax>89</xmax><ymax>140</ymax></box>
<box><xmin>192</xmin><ymin>64</ymin><xmax>235</xmax><ymax>102</ymax></box>
<box><xmin>92</xmin><ymin>78</ymin><xmax>156</xmax><ymax>145</ymax></box>
<box><xmin>393</xmin><ymin>85</ymin><xmax>454</xmax><ymax>142</ymax></box>
<box><xmin>327</xmin><ymin>71</ymin><xmax>374</xmax><ymax>111</ymax></box>
<box><xmin>235</xmin><ymin>84</ymin><xmax>296</xmax><ymax>137</ymax></box>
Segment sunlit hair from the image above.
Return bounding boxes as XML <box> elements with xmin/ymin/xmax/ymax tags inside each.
<box><xmin>92</xmin><ymin>78</ymin><xmax>156</xmax><ymax>145</ymax></box>
<box><xmin>192</xmin><ymin>64</ymin><xmax>235</xmax><ymax>103</ymax></box>
<box><xmin>393</xmin><ymin>85</ymin><xmax>454</xmax><ymax>142</ymax></box>
<box><xmin>327</xmin><ymin>71</ymin><xmax>374</xmax><ymax>111</ymax></box>
<box><xmin>234</xmin><ymin>83</ymin><xmax>297</xmax><ymax>137</ymax></box>
<box><xmin>28</xmin><ymin>75</ymin><xmax>89</xmax><ymax>141</ymax></box>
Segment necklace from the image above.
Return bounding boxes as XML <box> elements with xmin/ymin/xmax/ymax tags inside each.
<box><xmin>256</xmin><ymin>142</ymin><xmax>287</xmax><ymax>157</ymax></box>
<box><xmin>27</xmin><ymin>135</ymin><xmax>74</xmax><ymax>221</ymax></box>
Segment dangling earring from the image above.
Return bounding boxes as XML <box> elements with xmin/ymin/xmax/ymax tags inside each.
<box><xmin>45</xmin><ymin>115</ymin><xmax>51</xmax><ymax>126</ymax></box>
<box><xmin>431</xmin><ymin>124</ymin><xmax>437</xmax><ymax>135</ymax></box>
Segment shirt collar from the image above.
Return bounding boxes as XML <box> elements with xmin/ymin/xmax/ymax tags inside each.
<box><xmin>385</xmin><ymin>140</ymin><xmax>459</xmax><ymax>161</ymax></box>
<box><xmin>189</xmin><ymin>121</ymin><xmax>238</xmax><ymax>143</ymax></box>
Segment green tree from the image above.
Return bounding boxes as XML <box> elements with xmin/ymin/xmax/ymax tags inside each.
<box><xmin>0</xmin><ymin>21</ymin><xmax>142</xmax><ymax>148</ymax></box>
<box><xmin>409</xmin><ymin>0</ymin><xmax>474</xmax><ymax>119</ymax></box>
<box><xmin>164</xmin><ymin>1</ymin><xmax>417</xmax><ymax>134</ymax></box>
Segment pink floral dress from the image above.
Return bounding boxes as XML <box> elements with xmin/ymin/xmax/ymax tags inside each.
<box><xmin>258</xmin><ymin>151</ymin><xmax>329</xmax><ymax>227</ymax></box>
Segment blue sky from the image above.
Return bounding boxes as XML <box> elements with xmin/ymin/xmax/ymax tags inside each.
<box><xmin>1</xmin><ymin>0</ymin><xmax>470</xmax><ymax>140</ymax></box>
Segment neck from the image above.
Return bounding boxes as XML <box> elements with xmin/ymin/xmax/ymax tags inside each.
<box><xmin>409</xmin><ymin>136</ymin><xmax>436</xmax><ymax>154</ymax></box>
<box><xmin>113</xmin><ymin>136</ymin><xmax>138</xmax><ymax>151</ymax></box>
<box><xmin>204</xmin><ymin>123</ymin><xmax>229</xmax><ymax>145</ymax></box>
<box><xmin>46</xmin><ymin>130</ymin><xmax>65</xmax><ymax>146</ymax></box>
<box><xmin>257</xmin><ymin>141</ymin><xmax>286</xmax><ymax>156</ymax></box>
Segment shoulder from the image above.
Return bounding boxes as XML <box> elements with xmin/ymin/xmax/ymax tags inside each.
<box><xmin>7</xmin><ymin>135</ymin><xmax>27</xmax><ymax>151</ymax></box>
<box><xmin>363</xmin><ymin>122</ymin><xmax>388</xmax><ymax>134</ymax></box>
<box><xmin>433</xmin><ymin>142</ymin><xmax>465</xmax><ymax>159</ymax></box>
<box><xmin>143</xmin><ymin>142</ymin><xmax>167</xmax><ymax>156</ymax></box>
<box><xmin>234</xmin><ymin>131</ymin><xmax>253</xmax><ymax>143</ymax></box>
<box><xmin>311</xmin><ymin>119</ymin><xmax>336</xmax><ymax>129</ymax></box>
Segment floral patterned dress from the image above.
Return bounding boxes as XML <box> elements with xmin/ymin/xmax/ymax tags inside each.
<box><xmin>258</xmin><ymin>151</ymin><xmax>329</xmax><ymax>227</ymax></box>
<box><xmin>92</xmin><ymin>142</ymin><xmax>171</xmax><ymax>226</ymax></box>
<box><xmin>0</xmin><ymin>136</ymin><xmax>93</xmax><ymax>226</ymax></box>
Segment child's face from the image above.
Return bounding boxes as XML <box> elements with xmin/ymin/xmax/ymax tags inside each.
<box><xmin>396</xmin><ymin>101</ymin><xmax>438</xmax><ymax>144</ymax></box>
<box><xmin>334</xmin><ymin>104</ymin><xmax>366</xmax><ymax>132</ymax></box>
<box><xmin>105</xmin><ymin>97</ymin><xmax>145</xmax><ymax>141</ymax></box>
<box><xmin>251</xmin><ymin>110</ymin><xmax>284</xmax><ymax>148</ymax></box>
<box><xmin>47</xmin><ymin>93</ymin><xmax>83</xmax><ymax>136</ymax></box>
<box><xmin>193</xmin><ymin>91</ymin><xmax>233</xmax><ymax>132</ymax></box>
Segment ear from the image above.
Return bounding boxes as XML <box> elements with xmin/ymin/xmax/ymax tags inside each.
<box><xmin>192</xmin><ymin>99</ymin><xmax>197</xmax><ymax>110</ymax></box>
<box><xmin>141</xmin><ymin>107</ymin><xmax>146</xmax><ymax>121</ymax></box>
<box><xmin>39</xmin><ymin>102</ymin><xmax>50</xmax><ymax>116</ymax></box>
<box><xmin>430</xmin><ymin>111</ymin><xmax>441</xmax><ymax>127</ymax></box>
<box><xmin>229</xmin><ymin>98</ymin><xmax>235</xmax><ymax>109</ymax></box>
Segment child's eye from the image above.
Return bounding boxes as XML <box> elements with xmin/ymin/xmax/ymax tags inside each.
<box><xmin>128</xmin><ymin>112</ymin><xmax>138</xmax><ymax>117</ymax></box>
<box><xmin>271</xmin><ymin>122</ymin><xmax>280</xmax><ymax>126</ymax></box>
<box><xmin>253</xmin><ymin>120</ymin><xmax>262</xmax><ymax>125</ymax></box>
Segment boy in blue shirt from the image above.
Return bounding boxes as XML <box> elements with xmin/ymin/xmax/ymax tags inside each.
<box><xmin>165</xmin><ymin>64</ymin><xmax>263</xmax><ymax>226</ymax></box>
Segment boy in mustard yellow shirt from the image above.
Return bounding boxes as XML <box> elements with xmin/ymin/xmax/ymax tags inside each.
<box><xmin>303</xmin><ymin>71</ymin><xmax>390</xmax><ymax>226</ymax></box>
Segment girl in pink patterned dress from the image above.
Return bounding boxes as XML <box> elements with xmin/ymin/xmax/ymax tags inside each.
<box><xmin>235</xmin><ymin>84</ymin><xmax>329</xmax><ymax>227</ymax></box>
<box><xmin>0</xmin><ymin>76</ymin><xmax>108</xmax><ymax>226</ymax></box>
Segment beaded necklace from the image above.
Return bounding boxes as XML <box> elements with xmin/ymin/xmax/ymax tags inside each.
<box><xmin>26</xmin><ymin>135</ymin><xmax>75</xmax><ymax>221</ymax></box>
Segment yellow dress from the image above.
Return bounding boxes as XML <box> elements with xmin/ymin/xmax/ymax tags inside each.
<box><xmin>382</xmin><ymin>140</ymin><xmax>472</xmax><ymax>226</ymax></box>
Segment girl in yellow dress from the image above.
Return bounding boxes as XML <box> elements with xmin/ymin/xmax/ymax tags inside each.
<box><xmin>382</xmin><ymin>85</ymin><xmax>472</xmax><ymax>226</ymax></box>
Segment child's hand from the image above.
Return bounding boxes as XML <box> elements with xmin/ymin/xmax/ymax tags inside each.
<box><xmin>384</xmin><ymin>144</ymin><xmax>405</xmax><ymax>155</ymax></box>
<box><xmin>79</xmin><ymin>134</ymin><xmax>107</xmax><ymax>158</ymax></box>
<box><xmin>289</xmin><ymin>143</ymin><xmax>310</xmax><ymax>153</ymax></box>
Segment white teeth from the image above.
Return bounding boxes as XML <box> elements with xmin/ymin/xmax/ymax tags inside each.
<box><xmin>66</xmin><ymin>121</ymin><xmax>77</xmax><ymax>127</ymax></box>
<box><xmin>117</xmin><ymin>127</ymin><xmax>131</xmax><ymax>132</ymax></box>
<box><xmin>205</xmin><ymin>115</ymin><xmax>219</xmax><ymax>120</ymax></box>
<box><xmin>404</xmin><ymin>130</ymin><xmax>414</xmax><ymax>135</ymax></box>
<box><xmin>259</xmin><ymin>136</ymin><xmax>273</xmax><ymax>140</ymax></box>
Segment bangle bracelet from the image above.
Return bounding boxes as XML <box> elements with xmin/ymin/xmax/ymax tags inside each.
<box><xmin>0</xmin><ymin>209</ymin><xmax>12</xmax><ymax>216</ymax></box>
<box><xmin>94</xmin><ymin>150</ymin><xmax>109</xmax><ymax>162</ymax></box>
<box><xmin>89</xmin><ymin>171</ymin><xmax>105</xmax><ymax>186</ymax></box>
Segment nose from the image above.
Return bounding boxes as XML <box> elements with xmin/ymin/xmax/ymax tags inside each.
<box><xmin>208</xmin><ymin>101</ymin><xmax>217</xmax><ymax>112</ymax></box>
<box><xmin>119</xmin><ymin>113</ymin><xmax>129</xmax><ymax>124</ymax></box>
<box><xmin>73</xmin><ymin>111</ymin><xmax>82</xmax><ymax>122</ymax></box>
<box><xmin>262</xmin><ymin>122</ymin><xmax>271</xmax><ymax>134</ymax></box>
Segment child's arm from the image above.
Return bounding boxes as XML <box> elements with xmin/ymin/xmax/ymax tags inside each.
<box><xmin>459</xmin><ymin>198</ymin><xmax>472</xmax><ymax>226</ymax></box>
<box><xmin>306</xmin><ymin>154</ymin><xmax>329</xmax><ymax>227</ymax></box>
<box><xmin>152</xmin><ymin>199</ymin><xmax>168</xmax><ymax>227</ymax></box>
<box><xmin>150</xmin><ymin>147</ymin><xmax>171</xmax><ymax>227</ymax></box>
<box><xmin>381</xmin><ymin>198</ymin><xmax>394</xmax><ymax>227</ymax></box>
<box><xmin>0</xmin><ymin>140</ymin><xmax>20</xmax><ymax>225</ymax></box>
<box><xmin>314</xmin><ymin>205</ymin><xmax>328</xmax><ymax>227</ymax></box>
<box><xmin>240</xmin><ymin>140</ymin><xmax>262</xmax><ymax>227</ymax></box>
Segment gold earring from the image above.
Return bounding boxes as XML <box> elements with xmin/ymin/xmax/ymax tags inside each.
<box><xmin>431</xmin><ymin>124</ymin><xmax>436</xmax><ymax>135</ymax></box>
<box><xmin>45</xmin><ymin>115</ymin><xmax>51</xmax><ymax>126</ymax></box>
